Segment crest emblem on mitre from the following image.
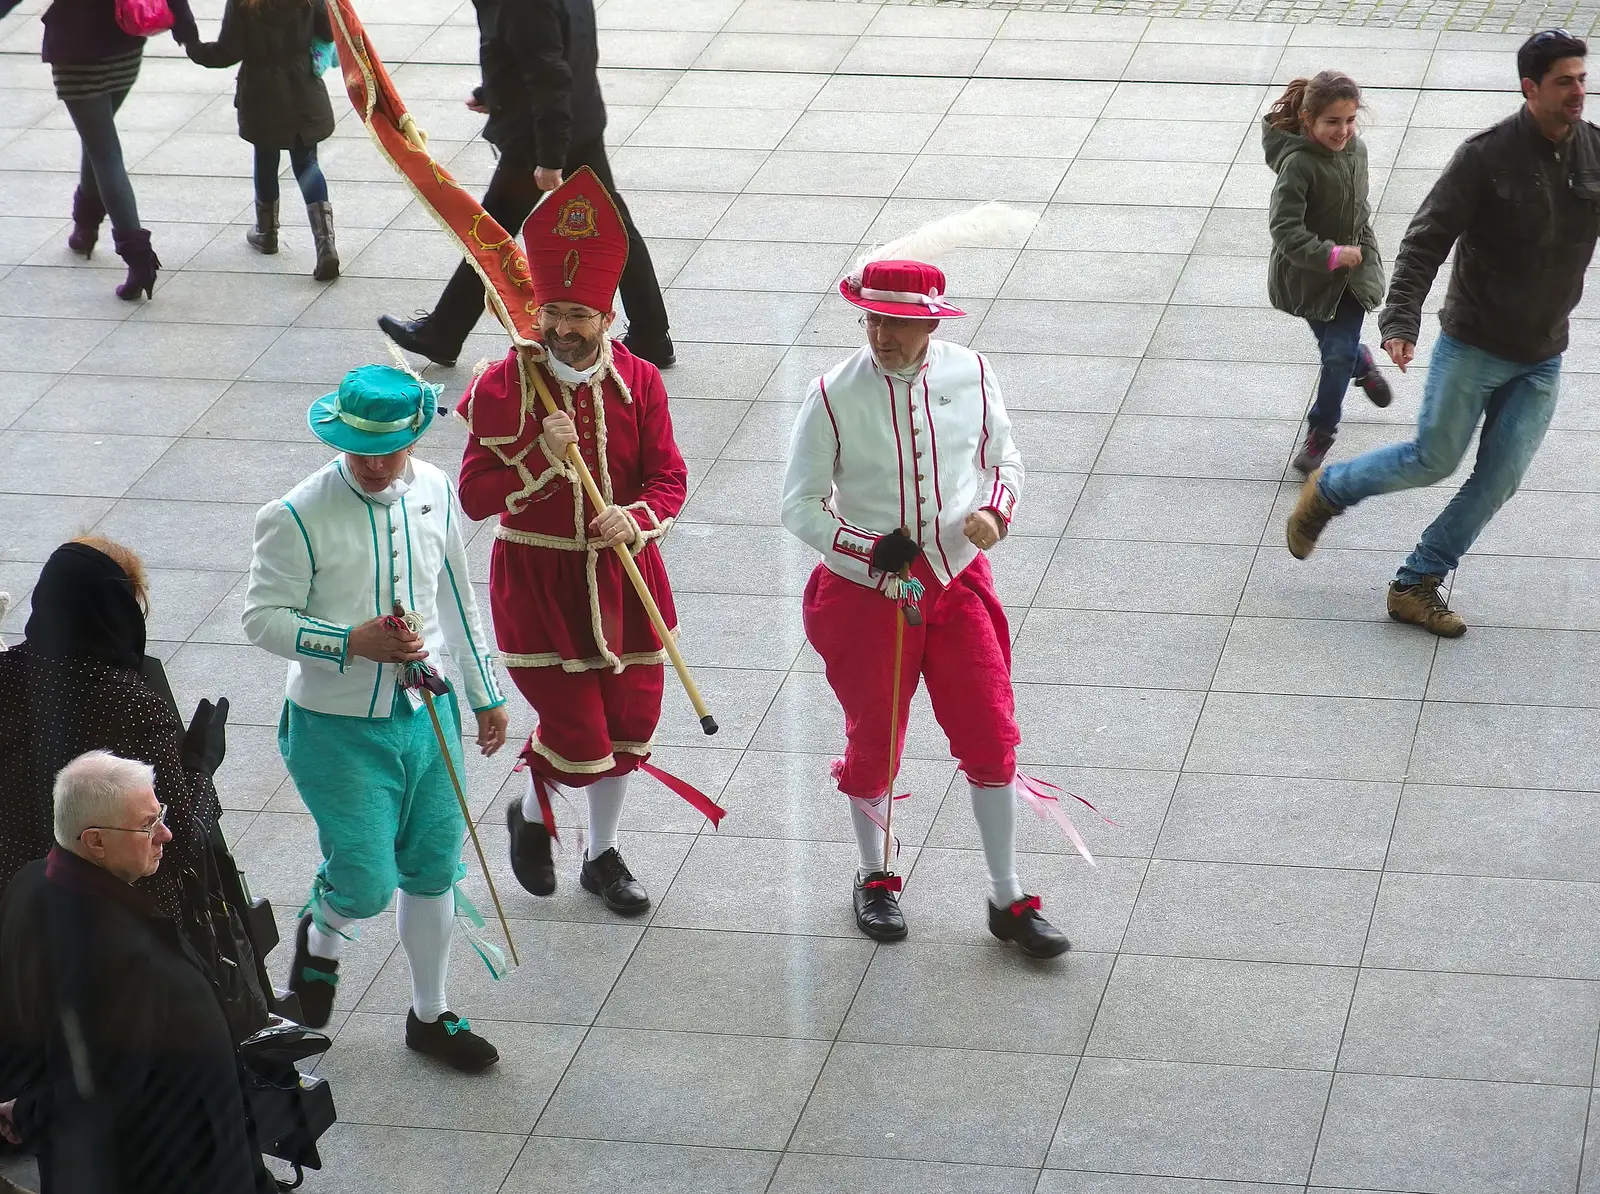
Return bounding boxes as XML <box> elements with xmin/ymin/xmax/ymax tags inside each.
<box><xmin>555</xmin><ymin>196</ymin><xmax>599</xmax><ymax>240</ymax></box>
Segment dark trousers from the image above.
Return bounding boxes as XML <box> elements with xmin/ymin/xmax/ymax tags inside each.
<box><xmin>1305</xmin><ymin>290</ymin><xmax>1374</xmax><ymax>432</ymax></box>
<box><xmin>64</xmin><ymin>86</ymin><xmax>139</xmax><ymax>233</ymax></box>
<box><xmin>427</xmin><ymin>137</ymin><xmax>669</xmax><ymax>351</ymax></box>
<box><xmin>253</xmin><ymin>139</ymin><xmax>329</xmax><ymax>206</ymax></box>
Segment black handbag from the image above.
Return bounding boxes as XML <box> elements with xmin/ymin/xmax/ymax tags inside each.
<box><xmin>241</xmin><ymin>1023</ymin><xmax>336</xmax><ymax>1188</ymax></box>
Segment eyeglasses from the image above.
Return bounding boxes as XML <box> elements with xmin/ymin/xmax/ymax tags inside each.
<box><xmin>858</xmin><ymin>314</ymin><xmax>929</xmax><ymax>332</ymax></box>
<box><xmin>538</xmin><ymin>307</ymin><xmax>604</xmax><ymax>329</ymax></box>
<box><xmin>83</xmin><ymin>804</ymin><xmax>167</xmax><ymax>840</ymax></box>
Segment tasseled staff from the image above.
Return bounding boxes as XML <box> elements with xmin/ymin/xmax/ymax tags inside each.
<box><xmin>383</xmin><ymin>604</ymin><xmax>520</xmax><ymax>969</ymax></box>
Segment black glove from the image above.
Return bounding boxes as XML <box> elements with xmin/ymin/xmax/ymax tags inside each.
<box><xmin>869</xmin><ymin>529</ymin><xmax>920</xmax><ymax>575</ymax></box>
<box><xmin>181</xmin><ymin>697</ymin><xmax>229</xmax><ymax>777</ymax></box>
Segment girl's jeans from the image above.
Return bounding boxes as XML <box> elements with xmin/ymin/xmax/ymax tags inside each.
<box><xmin>1318</xmin><ymin>333</ymin><xmax>1561</xmax><ymax>584</ymax></box>
<box><xmin>253</xmin><ymin>139</ymin><xmax>329</xmax><ymax>205</ymax></box>
<box><xmin>1305</xmin><ymin>290</ymin><xmax>1372</xmax><ymax>432</ymax></box>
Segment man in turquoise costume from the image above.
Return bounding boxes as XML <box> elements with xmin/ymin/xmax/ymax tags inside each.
<box><xmin>243</xmin><ymin>364</ymin><xmax>509</xmax><ymax>1072</ymax></box>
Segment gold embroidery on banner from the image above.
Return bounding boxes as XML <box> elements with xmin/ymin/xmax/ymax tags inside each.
<box><xmin>554</xmin><ymin>196</ymin><xmax>599</xmax><ymax>240</ymax></box>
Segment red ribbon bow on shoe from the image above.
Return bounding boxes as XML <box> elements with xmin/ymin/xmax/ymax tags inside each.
<box><xmin>863</xmin><ymin>874</ymin><xmax>904</xmax><ymax>893</ymax></box>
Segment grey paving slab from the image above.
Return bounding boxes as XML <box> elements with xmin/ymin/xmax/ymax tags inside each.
<box><xmin>1085</xmin><ymin>953</ymin><xmax>1355</xmax><ymax>1068</ymax></box>
<box><xmin>1364</xmin><ymin>871</ymin><xmax>1600</xmax><ymax>979</ymax></box>
<box><xmin>505</xmin><ymin>1139</ymin><xmax>779</xmax><ymax>1194</ymax></box>
<box><xmin>1338</xmin><ymin>968</ymin><xmax>1600</xmax><ymax>1084</ymax></box>
<box><xmin>841</xmin><ymin>942</ymin><xmax>1113</xmax><ymax>1053</ymax></box>
<box><xmin>1311</xmin><ymin>1073</ymin><xmax>1588</xmax><ymax>1194</ymax></box>
<box><xmin>793</xmin><ymin>1041</ymin><xmax>1077</xmax><ymax>1166</ymax></box>
<box><xmin>1185</xmin><ymin>691</ymin><xmax>1420</xmax><ymax>781</ymax></box>
<box><xmin>1154</xmin><ymin>774</ymin><xmax>1399</xmax><ymax>868</ymax></box>
<box><xmin>771</xmin><ymin>1155</ymin><xmax>1037</xmax><ymax>1194</ymax></box>
<box><xmin>1122</xmin><ymin>858</ymin><xmax>1379</xmax><ymax>965</ymax></box>
<box><xmin>1049</xmin><ymin>1057</ymin><xmax>1328</xmax><ymax>1184</ymax></box>
<box><xmin>536</xmin><ymin>1027</ymin><xmax>830</xmax><ymax>1149</ymax></box>
<box><xmin>1388</xmin><ymin>784</ymin><xmax>1600</xmax><ymax>882</ymax></box>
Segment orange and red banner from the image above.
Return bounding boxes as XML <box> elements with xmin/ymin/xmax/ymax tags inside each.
<box><xmin>325</xmin><ymin>0</ymin><xmax>541</xmax><ymax>346</ymax></box>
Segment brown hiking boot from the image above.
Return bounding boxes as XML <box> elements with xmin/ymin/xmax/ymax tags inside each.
<box><xmin>1286</xmin><ymin>468</ymin><xmax>1341</xmax><ymax>560</ymax></box>
<box><xmin>1387</xmin><ymin>576</ymin><xmax>1466</xmax><ymax>637</ymax></box>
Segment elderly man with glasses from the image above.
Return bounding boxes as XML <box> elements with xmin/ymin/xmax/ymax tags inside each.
<box><xmin>780</xmin><ymin>252</ymin><xmax>1070</xmax><ymax>958</ymax></box>
<box><xmin>0</xmin><ymin>750</ymin><xmax>271</xmax><ymax>1194</ymax></box>
<box><xmin>456</xmin><ymin>169</ymin><xmax>690</xmax><ymax>917</ymax></box>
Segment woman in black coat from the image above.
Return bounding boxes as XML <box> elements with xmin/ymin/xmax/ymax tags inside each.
<box><xmin>0</xmin><ymin>540</ymin><xmax>218</xmax><ymax>917</ymax></box>
<box><xmin>187</xmin><ymin>0</ymin><xmax>341</xmax><ymax>281</ymax></box>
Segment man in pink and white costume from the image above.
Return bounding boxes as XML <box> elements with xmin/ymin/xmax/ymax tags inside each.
<box><xmin>781</xmin><ymin>253</ymin><xmax>1070</xmax><ymax>958</ymax></box>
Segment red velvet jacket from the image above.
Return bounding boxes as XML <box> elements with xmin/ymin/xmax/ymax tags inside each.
<box><xmin>456</xmin><ymin>342</ymin><xmax>687</xmax><ymax>670</ymax></box>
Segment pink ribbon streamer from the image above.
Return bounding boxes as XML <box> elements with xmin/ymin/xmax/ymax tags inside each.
<box><xmin>1016</xmin><ymin>773</ymin><xmax>1114</xmax><ymax>868</ymax></box>
<box><xmin>639</xmin><ymin>761</ymin><xmax>727</xmax><ymax>829</ymax></box>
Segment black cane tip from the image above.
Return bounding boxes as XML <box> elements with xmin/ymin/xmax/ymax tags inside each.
<box><xmin>701</xmin><ymin>715</ymin><xmax>719</xmax><ymax>736</ymax></box>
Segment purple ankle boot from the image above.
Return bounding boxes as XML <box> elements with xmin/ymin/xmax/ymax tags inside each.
<box><xmin>113</xmin><ymin>228</ymin><xmax>161</xmax><ymax>300</ymax></box>
<box><xmin>68</xmin><ymin>188</ymin><xmax>107</xmax><ymax>258</ymax></box>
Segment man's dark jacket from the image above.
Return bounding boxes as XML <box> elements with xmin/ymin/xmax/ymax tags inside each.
<box><xmin>1382</xmin><ymin>106</ymin><xmax>1600</xmax><ymax>363</ymax></box>
<box><xmin>0</xmin><ymin>850</ymin><xmax>258</xmax><ymax>1194</ymax></box>
<box><xmin>474</xmin><ymin>0</ymin><xmax>605</xmax><ymax>171</ymax></box>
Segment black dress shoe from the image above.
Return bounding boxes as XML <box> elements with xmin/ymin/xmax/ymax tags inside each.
<box><xmin>378</xmin><ymin>313</ymin><xmax>459</xmax><ymax>368</ymax></box>
<box><xmin>405</xmin><ymin>1009</ymin><xmax>499</xmax><ymax>1073</ymax></box>
<box><xmin>853</xmin><ymin>871</ymin><xmax>907</xmax><ymax>941</ymax></box>
<box><xmin>506</xmin><ymin>799</ymin><xmax>556</xmax><ymax>896</ymax></box>
<box><xmin>988</xmin><ymin>895</ymin><xmax>1071</xmax><ymax>959</ymax></box>
<box><xmin>287</xmin><ymin>915</ymin><xmax>340</xmax><ymax>1028</ymax></box>
<box><xmin>579</xmin><ymin>847</ymin><xmax>650</xmax><ymax>915</ymax></box>
<box><xmin>619</xmin><ymin>332</ymin><xmax>675</xmax><ymax>369</ymax></box>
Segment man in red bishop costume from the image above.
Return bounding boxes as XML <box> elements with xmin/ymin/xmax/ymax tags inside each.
<box><xmin>455</xmin><ymin>167</ymin><xmax>686</xmax><ymax>916</ymax></box>
<box><xmin>782</xmin><ymin>222</ymin><xmax>1071</xmax><ymax>958</ymax></box>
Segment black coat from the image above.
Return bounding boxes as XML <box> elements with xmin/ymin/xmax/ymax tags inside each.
<box><xmin>0</xmin><ymin>647</ymin><xmax>215</xmax><ymax>920</ymax></box>
<box><xmin>0</xmin><ymin>543</ymin><xmax>218</xmax><ymax>920</ymax></box>
<box><xmin>41</xmin><ymin>0</ymin><xmax>198</xmax><ymax>66</ymax></box>
<box><xmin>187</xmin><ymin>0</ymin><xmax>335</xmax><ymax>149</ymax></box>
<box><xmin>0</xmin><ymin>851</ymin><xmax>259</xmax><ymax>1194</ymax></box>
<box><xmin>475</xmin><ymin>0</ymin><xmax>606</xmax><ymax>171</ymax></box>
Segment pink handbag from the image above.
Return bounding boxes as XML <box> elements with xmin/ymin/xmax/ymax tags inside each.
<box><xmin>114</xmin><ymin>0</ymin><xmax>175</xmax><ymax>37</ymax></box>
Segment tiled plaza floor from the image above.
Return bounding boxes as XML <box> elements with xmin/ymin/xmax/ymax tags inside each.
<box><xmin>4</xmin><ymin>1</ymin><xmax>1600</xmax><ymax>1192</ymax></box>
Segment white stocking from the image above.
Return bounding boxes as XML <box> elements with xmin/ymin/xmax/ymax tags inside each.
<box><xmin>969</xmin><ymin>780</ymin><xmax>1024</xmax><ymax>908</ymax></box>
<box><xmin>521</xmin><ymin>770</ymin><xmax>562</xmax><ymax>823</ymax></box>
<box><xmin>396</xmin><ymin>890</ymin><xmax>453</xmax><ymax>1023</ymax></box>
<box><xmin>584</xmin><ymin>774</ymin><xmax>628</xmax><ymax>861</ymax></box>
<box><xmin>849</xmin><ymin>796</ymin><xmax>889</xmax><ymax>879</ymax></box>
<box><xmin>308</xmin><ymin>901</ymin><xmax>355</xmax><ymax>960</ymax></box>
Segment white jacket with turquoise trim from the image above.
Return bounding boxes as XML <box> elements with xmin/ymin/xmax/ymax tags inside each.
<box><xmin>243</xmin><ymin>457</ymin><xmax>505</xmax><ymax>719</ymax></box>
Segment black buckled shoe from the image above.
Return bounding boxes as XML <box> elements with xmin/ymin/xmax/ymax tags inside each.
<box><xmin>579</xmin><ymin>847</ymin><xmax>651</xmax><ymax>916</ymax></box>
<box><xmin>405</xmin><ymin>1009</ymin><xmax>499</xmax><ymax>1073</ymax></box>
<box><xmin>507</xmin><ymin>799</ymin><xmax>556</xmax><ymax>896</ymax></box>
<box><xmin>620</xmin><ymin>332</ymin><xmax>675</xmax><ymax>369</ymax></box>
<box><xmin>288</xmin><ymin>915</ymin><xmax>340</xmax><ymax>1028</ymax></box>
<box><xmin>853</xmin><ymin>871</ymin><xmax>907</xmax><ymax>941</ymax></box>
<box><xmin>988</xmin><ymin>895</ymin><xmax>1071</xmax><ymax>958</ymax></box>
<box><xmin>378</xmin><ymin>313</ymin><xmax>460</xmax><ymax>368</ymax></box>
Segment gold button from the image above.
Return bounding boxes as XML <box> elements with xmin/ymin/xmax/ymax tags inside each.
<box><xmin>916</xmin><ymin>473</ymin><xmax>925</xmax><ymax>481</ymax></box>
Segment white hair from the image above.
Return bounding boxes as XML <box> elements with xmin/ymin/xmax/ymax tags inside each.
<box><xmin>53</xmin><ymin>750</ymin><xmax>157</xmax><ymax>848</ymax></box>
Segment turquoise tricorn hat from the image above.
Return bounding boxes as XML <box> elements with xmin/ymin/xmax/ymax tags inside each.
<box><xmin>308</xmin><ymin>364</ymin><xmax>441</xmax><ymax>455</ymax></box>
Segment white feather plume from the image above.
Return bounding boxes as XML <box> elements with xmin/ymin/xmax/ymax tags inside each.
<box><xmin>851</xmin><ymin>201</ymin><xmax>1037</xmax><ymax>277</ymax></box>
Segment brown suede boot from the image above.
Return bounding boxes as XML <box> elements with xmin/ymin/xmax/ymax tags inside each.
<box><xmin>1286</xmin><ymin>467</ymin><xmax>1341</xmax><ymax>560</ymax></box>
<box><xmin>1387</xmin><ymin>576</ymin><xmax>1466</xmax><ymax>637</ymax></box>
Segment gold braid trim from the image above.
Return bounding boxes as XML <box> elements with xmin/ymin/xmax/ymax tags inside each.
<box><xmin>502</xmin><ymin>648</ymin><xmax>670</xmax><ymax>672</ymax></box>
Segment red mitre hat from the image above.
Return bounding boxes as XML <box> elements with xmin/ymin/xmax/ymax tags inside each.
<box><xmin>839</xmin><ymin>259</ymin><xmax>966</xmax><ymax>320</ymax></box>
<box><xmin>520</xmin><ymin>166</ymin><xmax>629</xmax><ymax>313</ymax></box>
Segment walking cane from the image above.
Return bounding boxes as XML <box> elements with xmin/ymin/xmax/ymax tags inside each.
<box><xmin>881</xmin><ymin>556</ymin><xmax>922</xmax><ymax>872</ymax></box>
<box><xmin>390</xmin><ymin>610</ymin><xmax>521</xmax><ymax>968</ymax></box>
<box><xmin>517</xmin><ymin>346</ymin><xmax>718</xmax><ymax>735</ymax></box>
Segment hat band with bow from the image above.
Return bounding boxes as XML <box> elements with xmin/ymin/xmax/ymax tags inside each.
<box><xmin>855</xmin><ymin>284</ymin><xmax>962</xmax><ymax>314</ymax></box>
<box><xmin>316</xmin><ymin>398</ymin><xmax>424</xmax><ymax>434</ymax></box>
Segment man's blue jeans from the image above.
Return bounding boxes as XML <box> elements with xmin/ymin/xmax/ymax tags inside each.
<box><xmin>1317</xmin><ymin>332</ymin><xmax>1560</xmax><ymax>585</ymax></box>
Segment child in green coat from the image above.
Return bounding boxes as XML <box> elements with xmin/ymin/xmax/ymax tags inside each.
<box><xmin>1265</xmin><ymin>71</ymin><xmax>1393</xmax><ymax>472</ymax></box>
